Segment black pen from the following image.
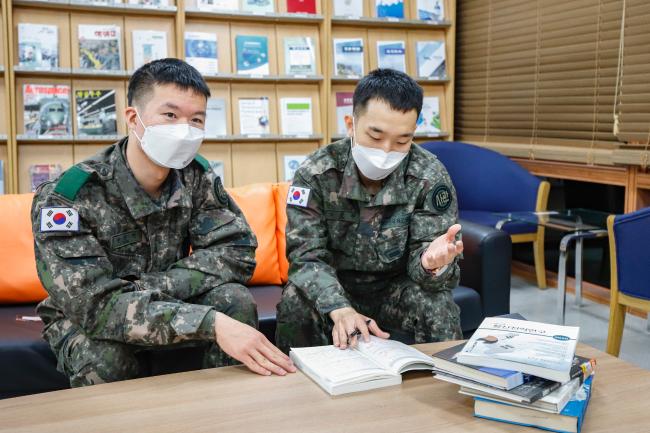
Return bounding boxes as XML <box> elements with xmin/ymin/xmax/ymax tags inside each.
<box><xmin>347</xmin><ymin>319</ymin><xmax>372</xmax><ymax>343</ymax></box>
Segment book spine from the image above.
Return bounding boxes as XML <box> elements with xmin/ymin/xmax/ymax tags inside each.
<box><xmin>571</xmin><ymin>359</ymin><xmax>596</xmax><ymax>385</ymax></box>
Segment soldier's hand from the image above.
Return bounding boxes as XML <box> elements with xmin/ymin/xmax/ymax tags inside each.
<box><xmin>329</xmin><ymin>307</ymin><xmax>390</xmax><ymax>350</ymax></box>
<box><xmin>421</xmin><ymin>223</ymin><xmax>464</xmax><ymax>272</ymax></box>
<box><xmin>214</xmin><ymin>312</ymin><xmax>296</xmax><ymax>376</ymax></box>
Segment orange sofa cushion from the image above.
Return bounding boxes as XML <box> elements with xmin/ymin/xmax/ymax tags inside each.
<box><xmin>0</xmin><ymin>194</ymin><xmax>47</xmax><ymax>303</ymax></box>
<box><xmin>273</xmin><ymin>183</ymin><xmax>290</xmax><ymax>283</ymax></box>
<box><xmin>228</xmin><ymin>183</ymin><xmax>282</xmax><ymax>285</ymax></box>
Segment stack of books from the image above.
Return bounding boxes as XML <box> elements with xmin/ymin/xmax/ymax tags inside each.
<box><xmin>432</xmin><ymin>317</ymin><xmax>596</xmax><ymax>433</ymax></box>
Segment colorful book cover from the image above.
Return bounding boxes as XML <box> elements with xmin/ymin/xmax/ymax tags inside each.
<box><xmin>18</xmin><ymin>23</ymin><xmax>59</xmax><ymax>70</ymax></box>
<box><xmin>205</xmin><ymin>98</ymin><xmax>228</xmax><ymax>137</ymax></box>
<box><xmin>185</xmin><ymin>31</ymin><xmax>219</xmax><ymax>75</ymax></box>
<box><xmin>238</xmin><ymin>97</ymin><xmax>270</xmax><ymax>135</ymax></box>
<box><xmin>416</xmin><ymin>96</ymin><xmax>441</xmax><ymax>134</ymax></box>
<box><xmin>376</xmin><ymin>40</ymin><xmax>406</xmax><ymax>73</ymax></box>
<box><xmin>29</xmin><ymin>164</ymin><xmax>63</xmax><ymax>192</ymax></box>
<box><xmin>417</xmin><ymin>0</ymin><xmax>445</xmax><ymax>21</ymax></box>
<box><xmin>132</xmin><ymin>30</ymin><xmax>167</xmax><ymax>69</ymax></box>
<box><xmin>333</xmin><ymin>38</ymin><xmax>364</xmax><ymax>77</ymax></box>
<box><xmin>376</xmin><ymin>0</ymin><xmax>404</xmax><ymax>18</ymax></box>
<box><xmin>78</xmin><ymin>25</ymin><xmax>121</xmax><ymax>71</ymax></box>
<box><xmin>416</xmin><ymin>40</ymin><xmax>447</xmax><ymax>78</ymax></box>
<box><xmin>242</xmin><ymin>0</ymin><xmax>274</xmax><ymax>13</ymax></box>
<box><xmin>334</xmin><ymin>0</ymin><xmax>363</xmax><ymax>16</ymax></box>
<box><xmin>284</xmin><ymin>37</ymin><xmax>316</xmax><ymax>75</ymax></box>
<box><xmin>197</xmin><ymin>0</ymin><xmax>239</xmax><ymax>11</ymax></box>
<box><xmin>280</xmin><ymin>97</ymin><xmax>313</xmax><ymax>135</ymax></box>
<box><xmin>284</xmin><ymin>155</ymin><xmax>307</xmax><ymax>181</ymax></box>
<box><xmin>236</xmin><ymin>35</ymin><xmax>270</xmax><ymax>75</ymax></box>
<box><xmin>23</xmin><ymin>84</ymin><xmax>71</xmax><ymax>138</ymax></box>
<box><xmin>335</xmin><ymin>92</ymin><xmax>353</xmax><ymax>135</ymax></box>
<box><xmin>287</xmin><ymin>0</ymin><xmax>316</xmax><ymax>14</ymax></box>
<box><xmin>75</xmin><ymin>89</ymin><xmax>117</xmax><ymax>137</ymax></box>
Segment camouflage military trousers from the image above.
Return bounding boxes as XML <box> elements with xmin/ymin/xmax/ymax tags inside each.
<box><xmin>46</xmin><ymin>283</ymin><xmax>257</xmax><ymax>388</ymax></box>
<box><xmin>275</xmin><ymin>276</ymin><xmax>462</xmax><ymax>354</ymax></box>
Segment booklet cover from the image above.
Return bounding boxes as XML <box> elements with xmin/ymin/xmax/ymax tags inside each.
<box><xmin>416</xmin><ymin>40</ymin><xmax>447</xmax><ymax>78</ymax></box>
<box><xmin>377</xmin><ymin>40</ymin><xmax>406</xmax><ymax>73</ymax></box>
<box><xmin>417</xmin><ymin>0</ymin><xmax>445</xmax><ymax>21</ymax></box>
<box><xmin>78</xmin><ymin>25</ymin><xmax>121</xmax><ymax>71</ymax></box>
<box><xmin>75</xmin><ymin>89</ymin><xmax>117</xmax><ymax>137</ymax></box>
<box><xmin>238</xmin><ymin>97</ymin><xmax>270</xmax><ymax>135</ymax></box>
<box><xmin>23</xmin><ymin>84</ymin><xmax>71</xmax><ymax>138</ymax></box>
<box><xmin>185</xmin><ymin>31</ymin><xmax>219</xmax><ymax>75</ymax></box>
<box><xmin>205</xmin><ymin>98</ymin><xmax>228</xmax><ymax>137</ymax></box>
<box><xmin>18</xmin><ymin>23</ymin><xmax>59</xmax><ymax>70</ymax></box>
<box><xmin>283</xmin><ymin>155</ymin><xmax>307</xmax><ymax>182</ymax></box>
<box><xmin>416</xmin><ymin>96</ymin><xmax>441</xmax><ymax>134</ymax></box>
<box><xmin>242</xmin><ymin>0</ymin><xmax>274</xmax><ymax>13</ymax></box>
<box><xmin>284</xmin><ymin>37</ymin><xmax>316</xmax><ymax>75</ymax></box>
<box><xmin>236</xmin><ymin>35</ymin><xmax>270</xmax><ymax>75</ymax></box>
<box><xmin>132</xmin><ymin>30</ymin><xmax>167</xmax><ymax>69</ymax></box>
<box><xmin>287</xmin><ymin>0</ymin><xmax>316</xmax><ymax>14</ymax></box>
<box><xmin>335</xmin><ymin>92</ymin><xmax>353</xmax><ymax>135</ymax></box>
<box><xmin>333</xmin><ymin>0</ymin><xmax>363</xmax><ymax>17</ymax></box>
<box><xmin>197</xmin><ymin>0</ymin><xmax>239</xmax><ymax>11</ymax></box>
<box><xmin>280</xmin><ymin>97</ymin><xmax>313</xmax><ymax>135</ymax></box>
<box><xmin>29</xmin><ymin>164</ymin><xmax>63</xmax><ymax>192</ymax></box>
<box><xmin>333</xmin><ymin>38</ymin><xmax>364</xmax><ymax>77</ymax></box>
<box><xmin>375</xmin><ymin>0</ymin><xmax>404</xmax><ymax>18</ymax></box>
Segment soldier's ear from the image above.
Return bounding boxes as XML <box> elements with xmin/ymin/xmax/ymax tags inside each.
<box><xmin>344</xmin><ymin>115</ymin><xmax>354</xmax><ymax>138</ymax></box>
<box><xmin>124</xmin><ymin>106</ymin><xmax>138</xmax><ymax>132</ymax></box>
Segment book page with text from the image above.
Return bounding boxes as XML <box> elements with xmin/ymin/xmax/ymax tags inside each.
<box><xmin>356</xmin><ymin>337</ymin><xmax>435</xmax><ymax>374</ymax></box>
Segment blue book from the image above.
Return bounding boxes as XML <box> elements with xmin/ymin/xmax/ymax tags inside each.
<box><xmin>473</xmin><ymin>375</ymin><xmax>594</xmax><ymax>433</ymax></box>
<box><xmin>376</xmin><ymin>0</ymin><xmax>404</xmax><ymax>18</ymax></box>
<box><xmin>235</xmin><ymin>35</ymin><xmax>269</xmax><ymax>75</ymax></box>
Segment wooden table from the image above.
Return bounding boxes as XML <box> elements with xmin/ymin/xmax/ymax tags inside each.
<box><xmin>1</xmin><ymin>341</ymin><xmax>649</xmax><ymax>433</ymax></box>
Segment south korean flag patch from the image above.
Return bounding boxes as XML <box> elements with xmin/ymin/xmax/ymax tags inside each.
<box><xmin>287</xmin><ymin>186</ymin><xmax>311</xmax><ymax>208</ymax></box>
<box><xmin>40</xmin><ymin>207</ymin><xmax>80</xmax><ymax>232</ymax></box>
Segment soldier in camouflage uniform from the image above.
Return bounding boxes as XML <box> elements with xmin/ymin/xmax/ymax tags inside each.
<box><xmin>276</xmin><ymin>69</ymin><xmax>464</xmax><ymax>353</ymax></box>
<box><xmin>33</xmin><ymin>59</ymin><xmax>294</xmax><ymax>387</ymax></box>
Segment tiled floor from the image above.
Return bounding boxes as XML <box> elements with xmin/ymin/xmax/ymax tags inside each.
<box><xmin>510</xmin><ymin>274</ymin><xmax>650</xmax><ymax>371</ymax></box>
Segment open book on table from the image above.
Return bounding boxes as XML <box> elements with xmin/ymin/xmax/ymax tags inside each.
<box><xmin>290</xmin><ymin>336</ymin><xmax>435</xmax><ymax>396</ymax></box>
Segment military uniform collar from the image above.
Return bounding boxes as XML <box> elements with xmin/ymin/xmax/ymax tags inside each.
<box><xmin>337</xmin><ymin>137</ymin><xmax>410</xmax><ymax>206</ymax></box>
<box><xmin>111</xmin><ymin>137</ymin><xmax>192</xmax><ymax>219</ymax></box>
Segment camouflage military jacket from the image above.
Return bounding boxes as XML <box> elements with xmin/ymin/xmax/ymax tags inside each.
<box><xmin>32</xmin><ymin>138</ymin><xmax>257</xmax><ymax>346</ymax></box>
<box><xmin>286</xmin><ymin>138</ymin><xmax>460</xmax><ymax>315</ymax></box>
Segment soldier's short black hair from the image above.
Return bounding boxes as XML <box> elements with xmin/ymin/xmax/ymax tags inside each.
<box><xmin>353</xmin><ymin>69</ymin><xmax>423</xmax><ymax>117</ymax></box>
<box><xmin>127</xmin><ymin>58</ymin><xmax>211</xmax><ymax>107</ymax></box>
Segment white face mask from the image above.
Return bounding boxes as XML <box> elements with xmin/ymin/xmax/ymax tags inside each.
<box><xmin>350</xmin><ymin>117</ymin><xmax>409</xmax><ymax>181</ymax></box>
<box><xmin>133</xmin><ymin>110</ymin><xmax>205</xmax><ymax>169</ymax></box>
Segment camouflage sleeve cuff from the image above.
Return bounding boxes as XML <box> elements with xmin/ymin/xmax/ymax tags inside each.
<box><xmin>197</xmin><ymin>309</ymin><xmax>217</xmax><ymax>341</ymax></box>
<box><xmin>170</xmin><ymin>304</ymin><xmax>216</xmax><ymax>341</ymax></box>
<box><xmin>314</xmin><ymin>292</ymin><xmax>352</xmax><ymax>316</ymax></box>
<box><xmin>408</xmin><ymin>247</ymin><xmax>457</xmax><ymax>291</ymax></box>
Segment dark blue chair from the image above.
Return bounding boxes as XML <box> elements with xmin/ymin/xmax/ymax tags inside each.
<box><xmin>420</xmin><ymin>141</ymin><xmax>550</xmax><ymax>288</ymax></box>
<box><xmin>606</xmin><ymin>207</ymin><xmax>650</xmax><ymax>356</ymax></box>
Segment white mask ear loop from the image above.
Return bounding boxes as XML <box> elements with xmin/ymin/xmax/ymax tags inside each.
<box><xmin>132</xmin><ymin>109</ymin><xmax>146</xmax><ymax>143</ymax></box>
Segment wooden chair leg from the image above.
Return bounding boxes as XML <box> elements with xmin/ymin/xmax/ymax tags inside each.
<box><xmin>606</xmin><ymin>301</ymin><xmax>626</xmax><ymax>357</ymax></box>
<box><xmin>533</xmin><ymin>228</ymin><xmax>547</xmax><ymax>289</ymax></box>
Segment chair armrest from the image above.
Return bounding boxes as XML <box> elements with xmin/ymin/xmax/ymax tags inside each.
<box><xmin>458</xmin><ymin>219</ymin><xmax>512</xmax><ymax>317</ymax></box>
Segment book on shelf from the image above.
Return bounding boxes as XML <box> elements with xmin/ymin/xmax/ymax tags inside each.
<box><xmin>75</xmin><ymin>89</ymin><xmax>118</xmax><ymax>137</ymax></box>
<box><xmin>283</xmin><ymin>155</ymin><xmax>307</xmax><ymax>182</ymax></box>
<box><xmin>417</xmin><ymin>0</ymin><xmax>445</xmax><ymax>21</ymax></box>
<box><xmin>209</xmin><ymin>160</ymin><xmax>225</xmax><ymax>181</ymax></box>
<box><xmin>284</xmin><ymin>37</ymin><xmax>316</xmax><ymax>75</ymax></box>
<box><xmin>376</xmin><ymin>40</ymin><xmax>406</xmax><ymax>73</ymax></box>
<box><xmin>238</xmin><ymin>97</ymin><xmax>270</xmax><ymax>135</ymax></box>
<box><xmin>333</xmin><ymin>0</ymin><xmax>363</xmax><ymax>17</ymax></box>
<box><xmin>333</xmin><ymin>38</ymin><xmax>364</xmax><ymax>77</ymax></box>
<box><xmin>375</xmin><ymin>0</ymin><xmax>404</xmax><ymax>18</ymax></box>
<box><xmin>416</xmin><ymin>96</ymin><xmax>441</xmax><ymax>134</ymax></box>
<box><xmin>235</xmin><ymin>35</ymin><xmax>270</xmax><ymax>75</ymax></box>
<box><xmin>242</xmin><ymin>0</ymin><xmax>274</xmax><ymax>13</ymax></box>
<box><xmin>335</xmin><ymin>92</ymin><xmax>353</xmax><ymax>135</ymax></box>
<box><xmin>185</xmin><ymin>31</ymin><xmax>219</xmax><ymax>75</ymax></box>
<box><xmin>29</xmin><ymin>164</ymin><xmax>63</xmax><ymax>192</ymax></box>
<box><xmin>197</xmin><ymin>0</ymin><xmax>239</xmax><ymax>12</ymax></box>
<box><xmin>23</xmin><ymin>84</ymin><xmax>72</xmax><ymax>138</ymax></box>
<box><xmin>18</xmin><ymin>23</ymin><xmax>59</xmax><ymax>70</ymax></box>
<box><xmin>128</xmin><ymin>0</ymin><xmax>170</xmax><ymax>5</ymax></box>
<box><xmin>0</xmin><ymin>160</ymin><xmax>4</xmax><ymax>195</ymax></box>
<box><xmin>416</xmin><ymin>40</ymin><xmax>446</xmax><ymax>78</ymax></box>
<box><xmin>287</xmin><ymin>0</ymin><xmax>316</xmax><ymax>14</ymax></box>
<box><xmin>474</xmin><ymin>375</ymin><xmax>594</xmax><ymax>433</ymax></box>
<box><xmin>457</xmin><ymin>317</ymin><xmax>580</xmax><ymax>383</ymax></box>
<box><xmin>132</xmin><ymin>30</ymin><xmax>167</xmax><ymax>69</ymax></box>
<box><xmin>78</xmin><ymin>24</ymin><xmax>121</xmax><ymax>71</ymax></box>
<box><xmin>280</xmin><ymin>97</ymin><xmax>313</xmax><ymax>135</ymax></box>
<box><xmin>205</xmin><ymin>98</ymin><xmax>228</xmax><ymax>137</ymax></box>
<box><xmin>85</xmin><ymin>0</ymin><xmax>122</xmax><ymax>5</ymax></box>
<box><xmin>290</xmin><ymin>336</ymin><xmax>437</xmax><ymax>396</ymax></box>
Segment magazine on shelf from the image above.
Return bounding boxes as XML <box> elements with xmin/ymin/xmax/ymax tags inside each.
<box><xmin>333</xmin><ymin>38</ymin><xmax>364</xmax><ymax>77</ymax></box>
<box><xmin>280</xmin><ymin>97</ymin><xmax>313</xmax><ymax>135</ymax></box>
<box><xmin>376</xmin><ymin>40</ymin><xmax>406</xmax><ymax>73</ymax></box>
<box><xmin>205</xmin><ymin>98</ymin><xmax>228</xmax><ymax>137</ymax></box>
<box><xmin>75</xmin><ymin>89</ymin><xmax>117</xmax><ymax>137</ymax></box>
<box><xmin>185</xmin><ymin>31</ymin><xmax>219</xmax><ymax>75</ymax></box>
<box><xmin>284</xmin><ymin>37</ymin><xmax>316</xmax><ymax>75</ymax></box>
<box><xmin>78</xmin><ymin>24</ymin><xmax>121</xmax><ymax>71</ymax></box>
<box><xmin>238</xmin><ymin>97</ymin><xmax>270</xmax><ymax>135</ymax></box>
<box><xmin>23</xmin><ymin>84</ymin><xmax>72</xmax><ymax>138</ymax></box>
<box><xmin>132</xmin><ymin>30</ymin><xmax>167</xmax><ymax>69</ymax></box>
<box><xmin>18</xmin><ymin>23</ymin><xmax>59</xmax><ymax>70</ymax></box>
<box><xmin>235</xmin><ymin>35</ymin><xmax>270</xmax><ymax>75</ymax></box>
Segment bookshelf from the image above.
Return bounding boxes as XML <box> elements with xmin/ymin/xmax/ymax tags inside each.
<box><xmin>0</xmin><ymin>0</ymin><xmax>456</xmax><ymax>192</ymax></box>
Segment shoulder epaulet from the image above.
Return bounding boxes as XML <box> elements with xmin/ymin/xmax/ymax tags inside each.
<box><xmin>53</xmin><ymin>165</ymin><xmax>92</xmax><ymax>201</ymax></box>
<box><xmin>193</xmin><ymin>154</ymin><xmax>210</xmax><ymax>172</ymax></box>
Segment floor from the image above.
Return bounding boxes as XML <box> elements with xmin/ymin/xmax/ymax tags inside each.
<box><xmin>510</xmin><ymin>274</ymin><xmax>650</xmax><ymax>371</ymax></box>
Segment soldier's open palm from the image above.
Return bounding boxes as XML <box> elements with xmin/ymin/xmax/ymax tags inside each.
<box><xmin>421</xmin><ymin>224</ymin><xmax>464</xmax><ymax>271</ymax></box>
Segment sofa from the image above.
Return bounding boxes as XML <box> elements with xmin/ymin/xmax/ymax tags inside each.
<box><xmin>0</xmin><ymin>183</ymin><xmax>511</xmax><ymax>399</ymax></box>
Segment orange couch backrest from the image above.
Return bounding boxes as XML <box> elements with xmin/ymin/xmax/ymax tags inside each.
<box><xmin>0</xmin><ymin>194</ymin><xmax>47</xmax><ymax>303</ymax></box>
<box><xmin>273</xmin><ymin>182</ymin><xmax>290</xmax><ymax>283</ymax></box>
